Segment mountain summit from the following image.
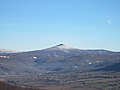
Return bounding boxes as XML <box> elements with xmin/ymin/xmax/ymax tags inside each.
<box><xmin>46</xmin><ymin>44</ymin><xmax>77</xmax><ymax>51</ymax></box>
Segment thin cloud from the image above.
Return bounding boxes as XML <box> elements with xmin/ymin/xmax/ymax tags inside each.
<box><xmin>106</xmin><ymin>20</ymin><xmax>112</xmax><ymax>25</ymax></box>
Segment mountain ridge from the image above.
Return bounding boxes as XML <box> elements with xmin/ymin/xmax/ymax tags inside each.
<box><xmin>0</xmin><ymin>44</ymin><xmax>120</xmax><ymax>75</ymax></box>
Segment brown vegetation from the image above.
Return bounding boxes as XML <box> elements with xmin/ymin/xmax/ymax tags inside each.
<box><xmin>0</xmin><ymin>81</ymin><xmax>44</xmax><ymax>90</ymax></box>
<box><xmin>0</xmin><ymin>71</ymin><xmax>120</xmax><ymax>90</ymax></box>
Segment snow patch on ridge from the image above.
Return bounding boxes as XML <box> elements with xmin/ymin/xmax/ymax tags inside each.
<box><xmin>33</xmin><ymin>56</ymin><xmax>37</xmax><ymax>59</ymax></box>
<box><xmin>46</xmin><ymin>44</ymin><xmax>77</xmax><ymax>52</ymax></box>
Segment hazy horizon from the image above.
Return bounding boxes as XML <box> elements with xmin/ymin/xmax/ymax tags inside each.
<box><xmin>0</xmin><ymin>0</ymin><xmax>120</xmax><ymax>51</ymax></box>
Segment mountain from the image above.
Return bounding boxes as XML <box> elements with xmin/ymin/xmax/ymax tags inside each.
<box><xmin>0</xmin><ymin>49</ymin><xmax>17</xmax><ymax>53</ymax></box>
<box><xmin>0</xmin><ymin>44</ymin><xmax>120</xmax><ymax>75</ymax></box>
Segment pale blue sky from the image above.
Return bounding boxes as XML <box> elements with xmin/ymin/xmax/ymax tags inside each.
<box><xmin>0</xmin><ymin>0</ymin><xmax>120</xmax><ymax>51</ymax></box>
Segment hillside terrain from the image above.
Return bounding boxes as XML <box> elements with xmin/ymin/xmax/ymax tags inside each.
<box><xmin>0</xmin><ymin>44</ymin><xmax>120</xmax><ymax>90</ymax></box>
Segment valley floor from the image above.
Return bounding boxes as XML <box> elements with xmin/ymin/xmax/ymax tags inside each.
<box><xmin>0</xmin><ymin>71</ymin><xmax>120</xmax><ymax>90</ymax></box>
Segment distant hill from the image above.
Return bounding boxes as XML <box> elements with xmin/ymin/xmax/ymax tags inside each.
<box><xmin>0</xmin><ymin>49</ymin><xmax>17</xmax><ymax>53</ymax></box>
<box><xmin>0</xmin><ymin>44</ymin><xmax>120</xmax><ymax>75</ymax></box>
